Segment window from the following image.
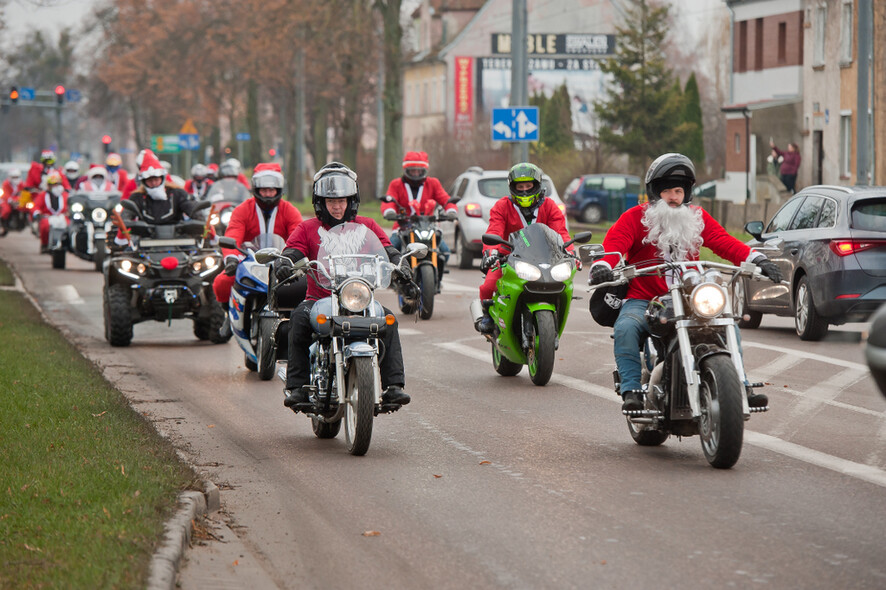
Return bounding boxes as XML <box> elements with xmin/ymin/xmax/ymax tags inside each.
<box><xmin>840</xmin><ymin>2</ymin><xmax>853</xmax><ymax>63</ymax></box>
<box><xmin>851</xmin><ymin>199</ymin><xmax>886</xmax><ymax>231</ymax></box>
<box><xmin>734</xmin><ymin>133</ymin><xmax>741</xmax><ymax>154</ymax></box>
<box><xmin>778</xmin><ymin>22</ymin><xmax>787</xmax><ymax>64</ymax></box>
<box><xmin>739</xmin><ymin>21</ymin><xmax>748</xmax><ymax>71</ymax></box>
<box><xmin>840</xmin><ymin>113</ymin><xmax>852</xmax><ymax>177</ymax></box>
<box><xmin>602</xmin><ymin>176</ymin><xmax>627</xmax><ymax>191</ymax></box>
<box><xmin>452</xmin><ymin>178</ymin><xmax>468</xmax><ymax>198</ymax></box>
<box><xmin>583</xmin><ymin>177</ymin><xmax>604</xmax><ymax>190</ymax></box>
<box><xmin>814</xmin><ymin>5</ymin><xmax>827</xmax><ymax>66</ymax></box>
<box><xmin>755</xmin><ymin>18</ymin><xmax>764</xmax><ymax>70</ymax></box>
<box><xmin>790</xmin><ymin>196</ymin><xmax>823</xmax><ymax>230</ymax></box>
<box><xmin>818</xmin><ymin>198</ymin><xmax>838</xmax><ymax>228</ymax></box>
<box><xmin>766</xmin><ymin>197</ymin><xmax>804</xmax><ymax>233</ymax></box>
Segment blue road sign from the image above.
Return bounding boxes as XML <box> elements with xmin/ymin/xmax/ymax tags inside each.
<box><xmin>178</xmin><ymin>133</ymin><xmax>200</xmax><ymax>151</ymax></box>
<box><xmin>235</xmin><ymin>132</ymin><xmax>251</xmax><ymax>141</ymax></box>
<box><xmin>491</xmin><ymin>107</ymin><xmax>540</xmax><ymax>142</ymax></box>
<box><xmin>19</xmin><ymin>87</ymin><xmax>35</xmax><ymax>101</ymax></box>
<box><xmin>64</xmin><ymin>89</ymin><xmax>82</xmax><ymax>103</ymax></box>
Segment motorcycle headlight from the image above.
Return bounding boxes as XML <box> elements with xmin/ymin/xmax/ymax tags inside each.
<box><xmin>137</xmin><ymin>263</ymin><xmax>147</xmax><ymax>274</ymax></box>
<box><xmin>192</xmin><ymin>261</ymin><xmax>202</xmax><ymax>272</ymax></box>
<box><xmin>340</xmin><ymin>280</ymin><xmax>372</xmax><ymax>312</ymax></box>
<box><xmin>119</xmin><ymin>259</ymin><xmax>133</xmax><ymax>273</ymax></box>
<box><xmin>514</xmin><ymin>261</ymin><xmax>541</xmax><ymax>281</ymax></box>
<box><xmin>203</xmin><ymin>256</ymin><xmax>217</xmax><ymax>269</ymax></box>
<box><xmin>92</xmin><ymin>208</ymin><xmax>108</xmax><ymax>223</ymax></box>
<box><xmin>71</xmin><ymin>202</ymin><xmax>84</xmax><ymax>213</ymax></box>
<box><xmin>220</xmin><ymin>210</ymin><xmax>233</xmax><ymax>225</ymax></box>
<box><xmin>415</xmin><ymin>229</ymin><xmax>434</xmax><ymax>241</ymax></box>
<box><xmin>73</xmin><ymin>213</ymin><xmax>84</xmax><ymax>221</ymax></box>
<box><xmin>209</xmin><ymin>213</ymin><xmax>220</xmax><ymax>226</ymax></box>
<box><xmin>690</xmin><ymin>283</ymin><xmax>726</xmax><ymax>318</ymax></box>
<box><xmin>550</xmin><ymin>261</ymin><xmax>573</xmax><ymax>282</ymax></box>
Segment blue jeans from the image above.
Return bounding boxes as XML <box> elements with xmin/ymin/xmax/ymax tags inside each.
<box><xmin>612</xmin><ymin>298</ymin><xmax>747</xmax><ymax>395</ymax></box>
<box><xmin>390</xmin><ymin>231</ymin><xmax>450</xmax><ymax>261</ymax></box>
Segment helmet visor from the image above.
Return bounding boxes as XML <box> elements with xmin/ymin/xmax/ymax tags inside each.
<box><xmin>314</xmin><ymin>175</ymin><xmax>357</xmax><ymax>199</ymax></box>
<box><xmin>404</xmin><ymin>167</ymin><xmax>427</xmax><ymax>180</ymax></box>
<box><xmin>253</xmin><ymin>174</ymin><xmax>283</xmax><ymax>189</ymax></box>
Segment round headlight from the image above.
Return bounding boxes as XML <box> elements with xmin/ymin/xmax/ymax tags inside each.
<box><xmin>691</xmin><ymin>283</ymin><xmax>726</xmax><ymax>318</ymax></box>
<box><xmin>209</xmin><ymin>214</ymin><xmax>220</xmax><ymax>226</ymax></box>
<box><xmin>91</xmin><ymin>208</ymin><xmax>108</xmax><ymax>223</ymax></box>
<box><xmin>71</xmin><ymin>202</ymin><xmax>84</xmax><ymax>213</ymax></box>
<box><xmin>220</xmin><ymin>210</ymin><xmax>233</xmax><ymax>225</ymax></box>
<box><xmin>137</xmin><ymin>263</ymin><xmax>147</xmax><ymax>274</ymax></box>
<box><xmin>203</xmin><ymin>256</ymin><xmax>216</xmax><ymax>269</ymax></box>
<box><xmin>192</xmin><ymin>261</ymin><xmax>202</xmax><ymax>272</ymax></box>
<box><xmin>119</xmin><ymin>259</ymin><xmax>132</xmax><ymax>272</ymax></box>
<box><xmin>514</xmin><ymin>261</ymin><xmax>542</xmax><ymax>281</ymax></box>
<box><xmin>340</xmin><ymin>281</ymin><xmax>372</xmax><ymax>312</ymax></box>
<box><xmin>550</xmin><ymin>261</ymin><xmax>573</xmax><ymax>282</ymax></box>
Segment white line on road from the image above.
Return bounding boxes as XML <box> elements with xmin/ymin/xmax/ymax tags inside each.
<box><xmin>437</xmin><ymin>340</ymin><xmax>886</xmax><ymax>489</ymax></box>
<box><xmin>744</xmin><ymin>341</ymin><xmax>869</xmax><ymax>372</ymax></box>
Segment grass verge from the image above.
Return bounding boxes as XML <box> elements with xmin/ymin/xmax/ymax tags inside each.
<box><xmin>0</xmin><ymin>269</ymin><xmax>196</xmax><ymax>588</ymax></box>
<box><xmin>0</xmin><ymin>259</ymin><xmax>13</xmax><ymax>286</ymax></box>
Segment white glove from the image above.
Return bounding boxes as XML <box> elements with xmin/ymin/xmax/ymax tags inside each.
<box><xmin>383</xmin><ymin>208</ymin><xmax>398</xmax><ymax>220</ymax></box>
<box><xmin>444</xmin><ymin>209</ymin><xmax>458</xmax><ymax>220</ymax></box>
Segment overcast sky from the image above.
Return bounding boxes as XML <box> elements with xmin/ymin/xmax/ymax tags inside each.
<box><xmin>5</xmin><ymin>0</ymin><xmax>97</xmax><ymax>36</ymax></box>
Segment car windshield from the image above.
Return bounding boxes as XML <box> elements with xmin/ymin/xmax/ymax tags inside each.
<box><xmin>851</xmin><ymin>199</ymin><xmax>886</xmax><ymax>231</ymax></box>
<box><xmin>477</xmin><ymin>178</ymin><xmax>555</xmax><ymax>199</ymax></box>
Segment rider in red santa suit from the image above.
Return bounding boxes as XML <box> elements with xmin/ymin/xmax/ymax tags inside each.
<box><xmin>184</xmin><ymin>164</ymin><xmax>213</xmax><ymax>200</ymax></box>
<box><xmin>589</xmin><ymin>153</ymin><xmax>783</xmax><ymax>412</ymax></box>
<box><xmin>25</xmin><ymin>150</ymin><xmax>71</xmax><ymax>193</ymax></box>
<box><xmin>79</xmin><ymin>165</ymin><xmax>116</xmax><ymax>192</ymax></box>
<box><xmin>213</xmin><ymin>162</ymin><xmax>304</xmax><ymax>337</ymax></box>
<box><xmin>34</xmin><ymin>172</ymin><xmax>68</xmax><ymax>252</ymax></box>
<box><xmin>104</xmin><ymin>153</ymin><xmax>130</xmax><ymax>191</ymax></box>
<box><xmin>0</xmin><ymin>168</ymin><xmax>23</xmax><ymax>235</ymax></box>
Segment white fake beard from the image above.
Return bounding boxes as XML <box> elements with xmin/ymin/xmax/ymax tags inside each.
<box><xmin>641</xmin><ymin>199</ymin><xmax>704</xmax><ymax>261</ymax></box>
<box><xmin>146</xmin><ymin>185</ymin><xmax>168</xmax><ymax>200</ymax></box>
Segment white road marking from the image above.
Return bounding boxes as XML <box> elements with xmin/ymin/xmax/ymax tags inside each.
<box><xmin>437</xmin><ymin>340</ymin><xmax>886</xmax><ymax>488</ymax></box>
<box><xmin>398</xmin><ymin>328</ymin><xmax>423</xmax><ymax>336</ymax></box>
<box><xmin>53</xmin><ymin>284</ymin><xmax>85</xmax><ymax>305</ymax></box>
<box><xmin>744</xmin><ymin>341</ymin><xmax>869</xmax><ymax>372</ymax></box>
<box><xmin>440</xmin><ymin>279</ymin><xmax>480</xmax><ymax>293</ymax></box>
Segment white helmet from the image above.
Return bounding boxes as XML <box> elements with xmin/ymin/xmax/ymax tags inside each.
<box><xmin>9</xmin><ymin>168</ymin><xmax>22</xmax><ymax>180</ymax></box>
<box><xmin>220</xmin><ymin>158</ymin><xmax>241</xmax><ymax>178</ymax></box>
<box><xmin>64</xmin><ymin>160</ymin><xmax>80</xmax><ymax>175</ymax></box>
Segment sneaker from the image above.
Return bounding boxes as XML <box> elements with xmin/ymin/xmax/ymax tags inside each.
<box><xmin>381</xmin><ymin>386</ymin><xmax>410</xmax><ymax>406</ymax></box>
<box><xmin>621</xmin><ymin>390</ymin><xmax>644</xmax><ymax>412</ymax></box>
<box><xmin>218</xmin><ymin>315</ymin><xmax>232</xmax><ymax>339</ymax></box>
<box><xmin>283</xmin><ymin>386</ymin><xmax>311</xmax><ymax>408</ymax></box>
<box><xmin>475</xmin><ymin>315</ymin><xmax>495</xmax><ymax>335</ymax></box>
<box><xmin>746</xmin><ymin>389</ymin><xmax>769</xmax><ymax>408</ymax></box>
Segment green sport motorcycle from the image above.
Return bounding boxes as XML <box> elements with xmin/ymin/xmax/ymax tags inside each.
<box><xmin>472</xmin><ymin>224</ymin><xmax>591</xmax><ymax>386</ymax></box>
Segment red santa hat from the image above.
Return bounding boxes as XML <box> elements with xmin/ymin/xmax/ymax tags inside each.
<box><xmin>252</xmin><ymin>162</ymin><xmax>284</xmax><ymax>189</ymax></box>
<box><xmin>88</xmin><ymin>164</ymin><xmax>108</xmax><ymax>178</ymax></box>
<box><xmin>402</xmin><ymin>151</ymin><xmax>429</xmax><ymax>169</ymax></box>
<box><xmin>139</xmin><ymin>151</ymin><xmax>165</xmax><ymax>180</ymax></box>
<box><xmin>207</xmin><ymin>163</ymin><xmax>219</xmax><ymax>173</ymax></box>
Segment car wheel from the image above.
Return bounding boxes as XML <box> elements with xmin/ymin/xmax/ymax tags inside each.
<box><xmin>734</xmin><ymin>278</ymin><xmax>762</xmax><ymax>329</ymax></box>
<box><xmin>580</xmin><ymin>204</ymin><xmax>603</xmax><ymax>224</ymax></box>
<box><xmin>794</xmin><ymin>276</ymin><xmax>828</xmax><ymax>341</ymax></box>
<box><xmin>456</xmin><ymin>228</ymin><xmax>474</xmax><ymax>269</ymax></box>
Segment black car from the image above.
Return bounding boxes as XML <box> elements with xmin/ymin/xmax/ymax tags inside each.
<box><xmin>736</xmin><ymin>185</ymin><xmax>886</xmax><ymax>340</ymax></box>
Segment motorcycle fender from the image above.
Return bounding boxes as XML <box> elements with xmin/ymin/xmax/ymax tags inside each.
<box><xmin>693</xmin><ymin>345</ymin><xmax>731</xmax><ymax>365</ymax></box>
<box><xmin>524</xmin><ymin>302</ymin><xmax>556</xmax><ymax>315</ymax></box>
<box><xmin>343</xmin><ymin>341</ymin><xmax>377</xmax><ymax>360</ymax></box>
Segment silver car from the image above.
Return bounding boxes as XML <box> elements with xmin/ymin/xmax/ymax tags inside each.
<box><xmin>737</xmin><ymin>185</ymin><xmax>886</xmax><ymax>340</ymax></box>
<box><xmin>448</xmin><ymin>166</ymin><xmax>565</xmax><ymax>269</ymax></box>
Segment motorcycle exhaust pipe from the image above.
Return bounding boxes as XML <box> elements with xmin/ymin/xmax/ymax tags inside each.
<box><xmin>469</xmin><ymin>298</ymin><xmax>485</xmax><ymax>326</ymax></box>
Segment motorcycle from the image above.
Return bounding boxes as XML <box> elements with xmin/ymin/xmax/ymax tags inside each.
<box><xmin>52</xmin><ymin>190</ymin><xmax>121</xmax><ymax>271</ymax></box>
<box><xmin>387</xmin><ymin>205</ymin><xmax>453</xmax><ymax>320</ymax></box>
<box><xmin>255</xmin><ymin>222</ymin><xmax>427</xmax><ymax>456</ymax></box>
<box><xmin>204</xmin><ymin>179</ymin><xmax>251</xmax><ymax>236</ymax></box>
<box><xmin>4</xmin><ymin>192</ymin><xmax>35</xmax><ymax>232</ymax></box>
<box><xmin>45</xmin><ymin>213</ymin><xmax>69</xmax><ymax>267</ymax></box>
<box><xmin>217</xmin><ymin>233</ymin><xmax>307</xmax><ymax>380</ymax></box>
<box><xmin>103</xmin><ymin>200</ymin><xmax>227</xmax><ymax>347</ymax></box>
<box><xmin>585</xmin><ymin>248</ymin><xmax>778</xmax><ymax>469</ymax></box>
<box><xmin>471</xmin><ymin>224</ymin><xmax>591</xmax><ymax>386</ymax></box>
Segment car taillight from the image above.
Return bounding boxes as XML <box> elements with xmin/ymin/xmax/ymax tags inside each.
<box><xmin>465</xmin><ymin>203</ymin><xmax>483</xmax><ymax>218</ymax></box>
<box><xmin>829</xmin><ymin>239</ymin><xmax>886</xmax><ymax>257</ymax></box>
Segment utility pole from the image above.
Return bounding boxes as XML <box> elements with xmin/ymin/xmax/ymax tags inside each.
<box><xmin>856</xmin><ymin>0</ymin><xmax>872</xmax><ymax>185</ymax></box>
<box><xmin>376</xmin><ymin>18</ymin><xmax>386</xmax><ymax>201</ymax></box>
<box><xmin>510</xmin><ymin>0</ymin><xmax>529</xmax><ymax>164</ymax></box>
<box><xmin>295</xmin><ymin>37</ymin><xmax>306</xmax><ymax>201</ymax></box>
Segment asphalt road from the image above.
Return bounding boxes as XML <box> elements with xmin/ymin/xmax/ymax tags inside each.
<box><xmin>3</xmin><ymin>232</ymin><xmax>886</xmax><ymax>590</ymax></box>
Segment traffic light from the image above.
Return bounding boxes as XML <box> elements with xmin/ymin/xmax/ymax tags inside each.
<box><xmin>55</xmin><ymin>85</ymin><xmax>65</xmax><ymax>104</ymax></box>
<box><xmin>268</xmin><ymin>148</ymin><xmax>276</xmax><ymax>157</ymax></box>
<box><xmin>10</xmin><ymin>86</ymin><xmax>19</xmax><ymax>104</ymax></box>
<box><xmin>102</xmin><ymin>135</ymin><xmax>112</xmax><ymax>154</ymax></box>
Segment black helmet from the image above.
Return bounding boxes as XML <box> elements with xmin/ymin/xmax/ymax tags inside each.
<box><xmin>507</xmin><ymin>162</ymin><xmax>545</xmax><ymax>211</ymax></box>
<box><xmin>312</xmin><ymin>162</ymin><xmax>359</xmax><ymax>226</ymax></box>
<box><xmin>251</xmin><ymin>163</ymin><xmax>284</xmax><ymax>210</ymax></box>
<box><xmin>645</xmin><ymin>153</ymin><xmax>696</xmax><ymax>203</ymax></box>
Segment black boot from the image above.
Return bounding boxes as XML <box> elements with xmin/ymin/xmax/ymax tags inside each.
<box><xmin>621</xmin><ymin>390</ymin><xmax>644</xmax><ymax>412</ymax></box>
<box><xmin>381</xmin><ymin>385</ymin><xmax>410</xmax><ymax>406</ymax></box>
<box><xmin>475</xmin><ymin>314</ymin><xmax>495</xmax><ymax>335</ymax></box>
<box><xmin>283</xmin><ymin>386</ymin><xmax>313</xmax><ymax>410</ymax></box>
<box><xmin>746</xmin><ymin>387</ymin><xmax>769</xmax><ymax>408</ymax></box>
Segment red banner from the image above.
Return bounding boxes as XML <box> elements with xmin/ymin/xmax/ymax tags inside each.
<box><xmin>454</xmin><ymin>56</ymin><xmax>473</xmax><ymax>128</ymax></box>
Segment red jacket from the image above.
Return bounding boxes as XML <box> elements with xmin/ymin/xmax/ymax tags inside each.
<box><xmin>25</xmin><ymin>162</ymin><xmax>71</xmax><ymax>191</ymax></box>
<box><xmin>107</xmin><ymin>169</ymin><xmax>129</xmax><ymax>192</ymax></box>
<box><xmin>221</xmin><ymin>198</ymin><xmax>303</xmax><ymax>259</ymax></box>
<box><xmin>381</xmin><ymin>177</ymin><xmax>455</xmax><ymax>229</ymax></box>
<box><xmin>33</xmin><ymin>190</ymin><xmax>68</xmax><ymax>215</ymax></box>
<box><xmin>597</xmin><ymin>204</ymin><xmax>754</xmax><ymax>301</ymax></box>
<box><xmin>1</xmin><ymin>179</ymin><xmax>21</xmax><ymax>202</ymax></box>
<box><xmin>483</xmin><ymin>197</ymin><xmax>572</xmax><ymax>256</ymax></box>
<box><xmin>773</xmin><ymin>146</ymin><xmax>801</xmax><ymax>176</ymax></box>
<box><xmin>184</xmin><ymin>178</ymin><xmax>213</xmax><ymax>200</ymax></box>
<box><xmin>285</xmin><ymin>217</ymin><xmax>391</xmax><ymax>301</ymax></box>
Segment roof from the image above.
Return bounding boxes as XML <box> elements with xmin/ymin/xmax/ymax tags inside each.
<box><xmin>721</xmin><ymin>96</ymin><xmax>802</xmax><ymax>113</ymax></box>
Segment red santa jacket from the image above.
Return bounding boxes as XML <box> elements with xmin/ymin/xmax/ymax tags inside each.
<box><xmin>1</xmin><ymin>179</ymin><xmax>21</xmax><ymax>202</ymax></box>
<box><xmin>596</xmin><ymin>203</ymin><xmax>755</xmax><ymax>301</ymax></box>
<box><xmin>221</xmin><ymin>198</ymin><xmax>304</xmax><ymax>259</ymax></box>
<box><xmin>79</xmin><ymin>178</ymin><xmax>116</xmax><ymax>192</ymax></box>
<box><xmin>483</xmin><ymin>197</ymin><xmax>573</xmax><ymax>256</ymax></box>
<box><xmin>34</xmin><ymin>190</ymin><xmax>68</xmax><ymax>215</ymax></box>
<box><xmin>107</xmin><ymin>168</ymin><xmax>130</xmax><ymax>192</ymax></box>
<box><xmin>25</xmin><ymin>162</ymin><xmax>71</xmax><ymax>191</ymax></box>
<box><xmin>184</xmin><ymin>178</ymin><xmax>213</xmax><ymax>200</ymax></box>
<box><xmin>381</xmin><ymin>177</ymin><xmax>455</xmax><ymax>229</ymax></box>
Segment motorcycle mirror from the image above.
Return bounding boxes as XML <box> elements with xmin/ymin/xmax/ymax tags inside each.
<box><xmin>578</xmin><ymin>243</ymin><xmax>605</xmax><ymax>264</ymax></box>
<box><xmin>447</xmin><ymin>196</ymin><xmax>461</xmax><ymax>205</ymax></box>
<box><xmin>254</xmin><ymin>248</ymin><xmax>281</xmax><ymax>264</ymax></box>
<box><xmin>119</xmin><ymin>200</ymin><xmax>140</xmax><ymax>215</ymax></box>
<box><xmin>744</xmin><ymin>220</ymin><xmax>764</xmax><ymax>241</ymax></box>
<box><xmin>565</xmin><ymin>231</ymin><xmax>593</xmax><ymax>248</ymax></box>
<box><xmin>217</xmin><ymin>236</ymin><xmax>238</xmax><ymax>250</ymax></box>
<box><xmin>866</xmin><ymin>303</ymin><xmax>886</xmax><ymax>398</ymax></box>
<box><xmin>482</xmin><ymin>233</ymin><xmax>508</xmax><ymax>248</ymax></box>
<box><xmin>404</xmin><ymin>242</ymin><xmax>428</xmax><ymax>259</ymax></box>
<box><xmin>191</xmin><ymin>200</ymin><xmax>212</xmax><ymax>212</ymax></box>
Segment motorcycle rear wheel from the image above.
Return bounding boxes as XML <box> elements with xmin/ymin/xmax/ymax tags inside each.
<box><xmin>312</xmin><ymin>417</ymin><xmax>342</xmax><ymax>439</ymax></box>
<box><xmin>492</xmin><ymin>342</ymin><xmax>522</xmax><ymax>376</ymax></box>
<box><xmin>698</xmin><ymin>355</ymin><xmax>744</xmax><ymax>469</ymax></box>
<box><xmin>344</xmin><ymin>357</ymin><xmax>375</xmax><ymax>456</ymax></box>
<box><xmin>256</xmin><ymin>318</ymin><xmax>276</xmax><ymax>380</ymax></box>
<box><xmin>51</xmin><ymin>248</ymin><xmax>66</xmax><ymax>269</ymax></box>
<box><xmin>418</xmin><ymin>264</ymin><xmax>435</xmax><ymax>320</ymax></box>
<box><xmin>627</xmin><ymin>419</ymin><xmax>669</xmax><ymax>446</ymax></box>
<box><xmin>528</xmin><ymin>310</ymin><xmax>556</xmax><ymax>386</ymax></box>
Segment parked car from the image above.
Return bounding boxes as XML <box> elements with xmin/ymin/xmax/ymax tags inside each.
<box><xmin>692</xmin><ymin>180</ymin><xmax>717</xmax><ymax>199</ymax></box>
<box><xmin>563</xmin><ymin>173</ymin><xmax>643</xmax><ymax>224</ymax></box>
<box><xmin>736</xmin><ymin>185</ymin><xmax>886</xmax><ymax>340</ymax></box>
<box><xmin>448</xmin><ymin>166</ymin><xmax>565</xmax><ymax>269</ymax></box>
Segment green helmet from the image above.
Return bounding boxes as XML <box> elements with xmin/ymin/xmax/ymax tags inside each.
<box><xmin>508</xmin><ymin>162</ymin><xmax>545</xmax><ymax>210</ymax></box>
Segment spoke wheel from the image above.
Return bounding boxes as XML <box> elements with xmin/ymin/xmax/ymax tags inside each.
<box><xmin>698</xmin><ymin>355</ymin><xmax>744</xmax><ymax>469</ymax></box>
<box><xmin>794</xmin><ymin>276</ymin><xmax>828</xmax><ymax>341</ymax></box>
<box><xmin>344</xmin><ymin>357</ymin><xmax>375</xmax><ymax>456</ymax></box>
<box><xmin>527</xmin><ymin>310</ymin><xmax>556</xmax><ymax>386</ymax></box>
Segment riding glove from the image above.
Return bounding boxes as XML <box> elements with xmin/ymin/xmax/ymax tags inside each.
<box><xmin>590</xmin><ymin>265</ymin><xmax>614</xmax><ymax>285</ymax></box>
<box><xmin>757</xmin><ymin>259</ymin><xmax>783</xmax><ymax>283</ymax></box>
<box><xmin>274</xmin><ymin>257</ymin><xmax>294</xmax><ymax>281</ymax></box>
<box><xmin>480</xmin><ymin>249</ymin><xmax>500</xmax><ymax>274</ymax></box>
<box><xmin>393</xmin><ymin>264</ymin><xmax>413</xmax><ymax>284</ymax></box>
<box><xmin>223</xmin><ymin>256</ymin><xmax>239</xmax><ymax>276</ymax></box>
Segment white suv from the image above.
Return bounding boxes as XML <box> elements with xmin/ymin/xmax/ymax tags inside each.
<box><xmin>448</xmin><ymin>166</ymin><xmax>565</xmax><ymax>269</ymax></box>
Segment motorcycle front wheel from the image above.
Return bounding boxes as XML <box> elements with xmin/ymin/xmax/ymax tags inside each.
<box><xmin>256</xmin><ymin>318</ymin><xmax>276</xmax><ymax>380</ymax></box>
<box><xmin>698</xmin><ymin>355</ymin><xmax>744</xmax><ymax>469</ymax></box>
<box><xmin>527</xmin><ymin>310</ymin><xmax>556</xmax><ymax>386</ymax></box>
<box><xmin>344</xmin><ymin>357</ymin><xmax>375</xmax><ymax>456</ymax></box>
<box><xmin>418</xmin><ymin>264</ymin><xmax>436</xmax><ymax>320</ymax></box>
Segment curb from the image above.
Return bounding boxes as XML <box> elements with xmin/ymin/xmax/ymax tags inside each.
<box><xmin>0</xmin><ymin>257</ymin><xmax>222</xmax><ymax>589</ymax></box>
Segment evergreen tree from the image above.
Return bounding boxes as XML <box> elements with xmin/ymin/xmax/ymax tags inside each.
<box><xmin>593</xmin><ymin>0</ymin><xmax>691</xmax><ymax>169</ymax></box>
<box><xmin>531</xmin><ymin>83</ymin><xmax>573</xmax><ymax>153</ymax></box>
<box><xmin>681</xmin><ymin>72</ymin><xmax>705</xmax><ymax>165</ymax></box>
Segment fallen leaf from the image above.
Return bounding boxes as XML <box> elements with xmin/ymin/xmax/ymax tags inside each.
<box><xmin>92</xmin><ymin>411</ymin><xmax>107</xmax><ymax>417</ymax></box>
<box><xmin>233</xmin><ymin>559</ymin><xmax>239</xmax><ymax>566</ymax></box>
<box><xmin>24</xmin><ymin>544</ymin><xmax>42</xmax><ymax>552</ymax></box>
<box><xmin>433</xmin><ymin>474</ymin><xmax>443</xmax><ymax>478</ymax></box>
<box><xmin>208</xmin><ymin>424</ymin><xmax>216</xmax><ymax>428</ymax></box>
<box><xmin>103</xmin><ymin>507</ymin><xmax>110</xmax><ymax>518</ymax></box>
<box><xmin>601</xmin><ymin>560</ymin><xmax>606</xmax><ymax>565</ymax></box>
<box><xmin>362</xmin><ymin>530</ymin><xmax>381</xmax><ymax>537</ymax></box>
<box><xmin>479</xmin><ymin>460</ymin><xmax>491</xmax><ymax>465</ymax></box>
<box><xmin>134</xmin><ymin>490</ymin><xmax>141</xmax><ymax>498</ymax></box>
<box><xmin>121</xmin><ymin>465</ymin><xmax>125</xmax><ymax>476</ymax></box>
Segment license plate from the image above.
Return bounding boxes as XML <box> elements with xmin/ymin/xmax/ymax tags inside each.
<box><xmin>163</xmin><ymin>289</ymin><xmax>178</xmax><ymax>304</ymax></box>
